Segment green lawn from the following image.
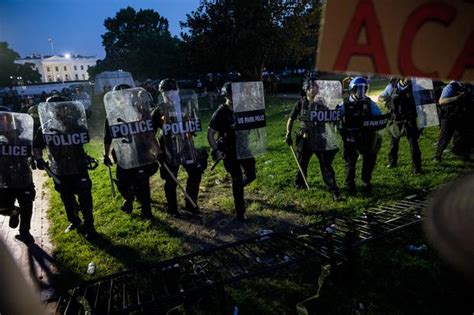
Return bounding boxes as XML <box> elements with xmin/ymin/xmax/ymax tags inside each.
<box><xmin>47</xmin><ymin>83</ymin><xmax>474</xmax><ymax>313</ymax></box>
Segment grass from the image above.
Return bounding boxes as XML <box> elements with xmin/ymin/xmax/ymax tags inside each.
<box><xmin>46</xmin><ymin>82</ymin><xmax>474</xmax><ymax>312</ymax></box>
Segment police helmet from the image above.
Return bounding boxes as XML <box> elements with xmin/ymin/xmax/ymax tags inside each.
<box><xmin>46</xmin><ymin>95</ymin><xmax>70</xmax><ymax>103</ymax></box>
<box><xmin>398</xmin><ymin>78</ymin><xmax>411</xmax><ymax>89</ymax></box>
<box><xmin>113</xmin><ymin>84</ymin><xmax>131</xmax><ymax>91</ymax></box>
<box><xmin>349</xmin><ymin>77</ymin><xmax>368</xmax><ymax>99</ymax></box>
<box><xmin>158</xmin><ymin>78</ymin><xmax>178</xmax><ymax>93</ymax></box>
<box><xmin>221</xmin><ymin>82</ymin><xmax>232</xmax><ymax>97</ymax></box>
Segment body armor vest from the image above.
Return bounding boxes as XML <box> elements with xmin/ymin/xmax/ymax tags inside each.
<box><xmin>387</xmin><ymin>85</ymin><xmax>417</xmax><ymax>121</ymax></box>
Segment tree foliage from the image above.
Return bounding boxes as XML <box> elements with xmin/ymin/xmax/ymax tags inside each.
<box><xmin>181</xmin><ymin>0</ymin><xmax>321</xmax><ymax>80</ymax></box>
<box><xmin>0</xmin><ymin>42</ymin><xmax>41</xmax><ymax>86</ymax></box>
<box><xmin>90</xmin><ymin>7</ymin><xmax>183</xmax><ymax>81</ymax></box>
<box><xmin>0</xmin><ymin>42</ymin><xmax>20</xmax><ymax>86</ymax></box>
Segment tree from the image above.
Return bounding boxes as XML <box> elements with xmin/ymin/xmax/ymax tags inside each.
<box><xmin>16</xmin><ymin>63</ymin><xmax>42</xmax><ymax>84</ymax></box>
<box><xmin>90</xmin><ymin>7</ymin><xmax>184</xmax><ymax>81</ymax></box>
<box><xmin>0</xmin><ymin>42</ymin><xmax>42</xmax><ymax>86</ymax></box>
<box><xmin>180</xmin><ymin>0</ymin><xmax>321</xmax><ymax>80</ymax></box>
<box><xmin>0</xmin><ymin>42</ymin><xmax>20</xmax><ymax>87</ymax></box>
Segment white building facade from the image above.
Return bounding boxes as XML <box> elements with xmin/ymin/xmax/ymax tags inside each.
<box><xmin>15</xmin><ymin>55</ymin><xmax>97</xmax><ymax>83</ymax></box>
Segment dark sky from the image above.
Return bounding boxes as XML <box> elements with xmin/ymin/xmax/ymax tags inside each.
<box><xmin>0</xmin><ymin>0</ymin><xmax>200</xmax><ymax>59</ymax></box>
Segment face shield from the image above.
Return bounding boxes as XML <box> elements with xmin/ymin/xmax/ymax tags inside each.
<box><xmin>162</xmin><ymin>90</ymin><xmax>180</xmax><ymax>107</ymax></box>
<box><xmin>351</xmin><ymin>84</ymin><xmax>367</xmax><ymax>100</ymax></box>
<box><xmin>307</xmin><ymin>81</ymin><xmax>320</xmax><ymax>98</ymax></box>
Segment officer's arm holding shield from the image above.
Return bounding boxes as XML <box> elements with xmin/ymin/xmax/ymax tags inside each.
<box><xmin>34</xmin><ymin>95</ymin><xmax>97</xmax><ymax>240</ymax></box>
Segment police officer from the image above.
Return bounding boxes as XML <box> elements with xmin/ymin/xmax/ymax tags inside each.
<box><xmin>103</xmin><ymin>84</ymin><xmax>158</xmax><ymax>220</ymax></box>
<box><xmin>435</xmin><ymin>81</ymin><xmax>470</xmax><ymax>162</ymax></box>
<box><xmin>34</xmin><ymin>96</ymin><xmax>97</xmax><ymax>240</ymax></box>
<box><xmin>0</xmin><ymin>111</ymin><xmax>35</xmax><ymax>243</ymax></box>
<box><xmin>337</xmin><ymin>77</ymin><xmax>383</xmax><ymax>196</ymax></box>
<box><xmin>151</xmin><ymin>78</ymin><xmax>205</xmax><ymax>216</ymax></box>
<box><xmin>285</xmin><ymin>77</ymin><xmax>340</xmax><ymax>200</ymax></box>
<box><xmin>208</xmin><ymin>82</ymin><xmax>256</xmax><ymax>221</ymax></box>
<box><xmin>379</xmin><ymin>78</ymin><xmax>422</xmax><ymax>174</ymax></box>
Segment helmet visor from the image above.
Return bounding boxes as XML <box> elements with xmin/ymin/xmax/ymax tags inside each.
<box><xmin>352</xmin><ymin>85</ymin><xmax>367</xmax><ymax>99</ymax></box>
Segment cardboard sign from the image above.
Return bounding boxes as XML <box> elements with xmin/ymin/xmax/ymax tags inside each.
<box><xmin>316</xmin><ymin>0</ymin><xmax>474</xmax><ymax>81</ymax></box>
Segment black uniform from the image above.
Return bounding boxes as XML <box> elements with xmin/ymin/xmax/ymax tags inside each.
<box><xmin>289</xmin><ymin>97</ymin><xmax>339</xmax><ymax>193</ymax></box>
<box><xmin>338</xmin><ymin>97</ymin><xmax>382</xmax><ymax>193</ymax></box>
<box><xmin>0</xmin><ymin>135</ymin><xmax>35</xmax><ymax>241</ymax></box>
<box><xmin>385</xmin><ymin>81</ymin><xmax>422</xmax><ymax>171</ymax></box>
<box><xmin>103</xmin><ymin>119</ymin><xmax>158</xmax><ymax>217</ymax></box>
<box><xmin>34</xmin><ymin>125</ymin><xmax>95</xmax><ymax>233</ymax></box>
<box><xmin>209</xmin><ymin>104</ymin><xmax>256</xmax><ymax>216</ymax></box>
<box><xmin>151</xmin><ymin>105</ymin><xmax>203</xmax><ymax>214</ymax></box>
<box><xmin>435</xmin><ymin>82</ymin><xmax>470</xmax><ymax>161</ymax></box>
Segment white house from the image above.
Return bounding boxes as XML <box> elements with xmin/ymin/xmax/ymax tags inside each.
<box><xmin>15</xmin><ymin>54</ymin><xmax>97</xmax><ymax>83</ymax></box>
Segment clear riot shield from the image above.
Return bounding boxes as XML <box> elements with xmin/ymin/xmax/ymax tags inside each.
<box><xmin>159</xmin><ymin>89</ymin><xmax>201</xmax><ymax>165</ymax></box>
<box><xmin>104</xmin><ymin>87</ymin><xmax>160</xmax><ymax>169</ymax></box>
<box><xmin>232</xmin><ymin>81</ymin><xmax>267</xmax><ymax>159</ymax></box>
<box><xmin>71</xmin><ymin>89</ymin><xmax>92</xmax><ymax>110</ymax></box>
<box><xmin>412</xmin><ymin>78</ymin><xmax>439</xmax><ymax>128</ymax></box>
<box><xmin>304</xmin><ymin>80</ymin><xmax>342</xmax><ymax>151</ymax></box>
<box><xmin>38</xmin><ymin>101</ymin><xmax>91</xmax><ymax>175</ymax></box>
<box><xmin>0</xmin><ymin>112</ymin><xmax>33</xmax><ymax>189</ymax></box>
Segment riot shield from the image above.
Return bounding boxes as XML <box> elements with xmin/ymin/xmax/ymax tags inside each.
<box><xmin>0</xmin><ymin>112</ymin><xmax>33</xmax><ymax>189</ymax></box>
<box><xmin>412</xmin><ymin>78</ymin><xmax>439</xmax><ymax>128</ymax></box>
<box><xmin>232</xmin><ymin>82</ymin><xmax>267</xmax><ymax>159</ymax></box>
<box><xmin>159</xmin><ymin>89</ymin><xmax>201</xmax><ymax>165</ymax></box>
<box><xmin>38</xmin><ymin>101</ymin><xmax>91</xmax><ymax>175</ymax></box>
<box><xmin>71</xmin><ymin>89</ymin><xmax>92</xmax><ymax>110</ymax></box>
<box><xmin>304</xmin><ymin>80</ymin><xmax>342</xmax><ymax>151</ymax></box>
<box><xmin>104</xmin><ymin>87</ymin><xmax>160</xmax><ymax>169</ymax></box>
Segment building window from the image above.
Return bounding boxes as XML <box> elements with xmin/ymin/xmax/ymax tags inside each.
<box><xmin>74</xmin><ymin>65</ymin><xmax>77</xmax><ymax>71</ymax></box>
<box><xmin>75</xmin><ymin>74</ymin><xmax>79</xmax><ymax>80</ymax></box>
<box><xmin>48</xmin><ymin>75</ymin><xmax>52</xmax><ymax>82</ymax></box>
<box><xmin>80</xmin><ymin>65</ymin><xmax>84</xmax><ymax>70</ymax></box>
<box><xmin>47</xmin><ymin>67</ymin><xmax>50</xmax><ymax>72</ymax></box>
<box><xmin>64</xmin><ymin>66</ymin><xmax>67</xmax><ymax>71</ymax></box>
<box><xmin>65</xmin><ymin>74</ymin><xmax>70</xmax><ymax>81</ymax></box>
<box><xmin>82</xmin><ymin>74</ymin><xmax>85</xmax><ymax>80</ymax></box>
<box><xmin>55</xmin><ymin>66</ymin><xmax>59</xmax><ymax>72</ymax></box>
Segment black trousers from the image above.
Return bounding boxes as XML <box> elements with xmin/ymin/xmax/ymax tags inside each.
<box><xmin>388</xmin><ymin>120</ymin><xmax>421</xmax><ymax>168</ymax></box>
<box><xmin>295</xmin><ymin>148</ymin><xmax>339</xmax><ymax>193</ymax></box>
<box><xmin>436</xmin><ymin>118</ymin><xmax>469</xmax><ymax>159</ymax></box>
<box><xmin>0</xmin><ymin>186</ymin><xmax>35</xmax><ymax>233</ymax></box>
<box><xmin>160</xmin><ymin>162</ymin><xmax>202</xmax><ymax>212</ymax></box>
<box><xmin>54</xmin><ymin>174</ymin><xmax>94</xmax><ymax>230</ymax></box>
<box><xmin>223</xmin><ymin>156</ymin><xmax>256</xmax><ymax>216</ymax></box>
<box><xmin>343</xmin><ymin>142</ymin><xmax>377</xmax><ymax>188</ymax></box>
<box><xmin>116</xmin><ymin>163</ymin><xmax>158</xmax><ymax>215</ymax></box>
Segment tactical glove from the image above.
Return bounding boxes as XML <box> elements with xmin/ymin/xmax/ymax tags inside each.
<box><xmin>35</xmin><ymin>158</ymin><xmax>47</xmax><ymax>170</ymax></box>
<box><xmin>103</xmin><ymin>154</ymin><xmax>113</xmax><ymax>167</ymax></box>
<box><xmin>211</xmin><ymin>149</ymin><xmax>225</xmax><ymax>161</ymax></box>
<box><xmin>285</xmin><ymin>133</ymin><xmax>293</xmax><ymax>146</ymax></box>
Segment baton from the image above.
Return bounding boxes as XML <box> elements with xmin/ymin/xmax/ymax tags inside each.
<box><xmin>43</xmin><ymin>164</ymin><xmax>62</xmax><ymax>185</ymax></box>
<box><xmin>160</xmin><ymin>162</ymin><xmax>198</xmax><ymax>209</ymax></box>
<box><xmin>289</xmin><ymin>146</ymin><xmax>310</xmax><ymax>190</ymax></box>
<box><xmin>210</xmin><ymin>159</ymin><xmax>222</xmax><ymax>171</ymax></box>
<box><xmin>107</xmin><ymin>165</ymin><xmax>116</xmax><ymax>197</ymax></box>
